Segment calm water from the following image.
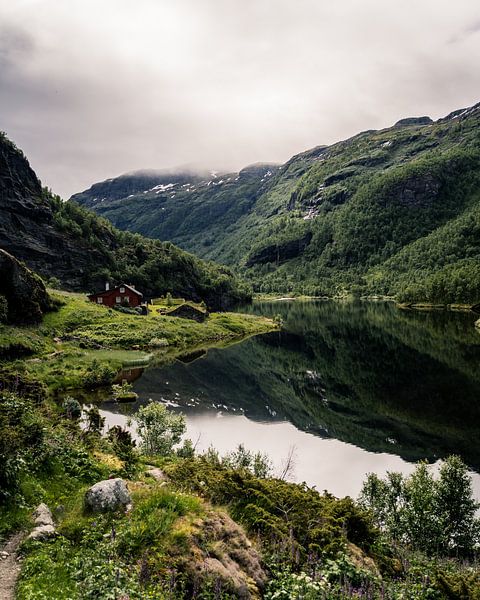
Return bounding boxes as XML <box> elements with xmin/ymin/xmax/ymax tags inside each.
<box><xmin>101</xmin><ymin>301</ymin><xmax>480</xmax><ymax>498</ymax></box>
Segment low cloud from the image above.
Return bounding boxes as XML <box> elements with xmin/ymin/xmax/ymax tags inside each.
<box><xmin>0</xmin><ymin>0</ymin><xmax>479</xmax><ymax>198</ymax></box>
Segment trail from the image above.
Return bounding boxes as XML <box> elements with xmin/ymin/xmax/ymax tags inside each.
<box><xmin>0</xmin><ymin>532</ymin><xmax>25</xmax><ymax>600</ymax></box>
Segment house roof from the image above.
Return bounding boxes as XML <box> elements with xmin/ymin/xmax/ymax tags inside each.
<box><xmin>88</xmin><ymin>284</ymin><xmax>143</xmax><ymax>298</ymax></box>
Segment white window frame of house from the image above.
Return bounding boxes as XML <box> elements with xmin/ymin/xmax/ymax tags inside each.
<box><xmin>97</xmin><ymin>297</ymin><xmax>103</xmax><ymax>304</ymax></box>
<box><xmin>116</xmin><ymin>296</ymin><xmax>121</xmax><ymax>303</ymax></box>
<box><xmin>124</xmin><ymin>296</ymin><xmax>130</xmax><ymax>303</ymax></box>
<box><xmin>120</xmin><ymin>287</ymin><xmax>125</xmax><ymax>293</ymax></box>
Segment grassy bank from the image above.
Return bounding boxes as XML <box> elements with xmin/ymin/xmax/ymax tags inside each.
<box><xmin>0</xmin><ymin>290</ymin><xmax>277</xmax><ymax>391</ymax></box>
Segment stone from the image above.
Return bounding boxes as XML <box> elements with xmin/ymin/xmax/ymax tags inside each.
<box><xmin>84</xmin><ymin>478</ymin><xmax>131</xmax><ymax>512</ymax></box>
<box><xmin>145</xmin><ymin>466</ymin><xmax>168</xmax><ymax>482</ymax></box>
<box><xmin>27</xmin><ymin>525</ymin><xmax>56</xmax><ymax>542</ymax></box>
<box><xmin>33</xmin><ymin>503</ymin><xmax>54</xmax><ymax>527</ymax></box>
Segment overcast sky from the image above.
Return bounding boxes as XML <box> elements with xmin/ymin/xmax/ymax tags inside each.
<box><xmin>1</xmin><ymin>0</ymin><xmax>479</xmax><ymax>198</ymax></box>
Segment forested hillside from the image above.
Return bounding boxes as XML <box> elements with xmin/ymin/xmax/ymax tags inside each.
<box><xmin>74</xmin><ymin>103</ymin><xmax>480</xmax><ymax>302</ymax></box>
<box><xmin>0</xmin><ymin>134</ymin><xmax>250</xmax><ymax>309</ymax></box>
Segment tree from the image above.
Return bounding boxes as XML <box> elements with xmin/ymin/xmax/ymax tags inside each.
<box><xmin>358</xmin><ymin>457</ymin><xmax>480</xmax><ymax>557</ymax></box>
<box><xmin>436</xmin><ymin>455</ymin><xmax>479</xmax><ymax>555</ymax></box>
<box><xmin>403</xmin><ymin>461</ymin><xmax>438</xmax><ymax>553</ymax></box>
<box><xmin>130</xmin><ymin>402</ymin><xmax>186</xmax><ymax>456</ymax></box>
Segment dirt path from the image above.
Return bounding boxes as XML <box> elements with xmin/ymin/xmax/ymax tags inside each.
<box><xmin>0</xmin><ymin>532</ymin><xmax>25</xmax><ymax>600</ymax></box>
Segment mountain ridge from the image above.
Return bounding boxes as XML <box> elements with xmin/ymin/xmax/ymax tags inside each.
<box><xmin>72</xmin><ymin>102</ymin><xmax>480</xmax><ymax>302</ymax></box>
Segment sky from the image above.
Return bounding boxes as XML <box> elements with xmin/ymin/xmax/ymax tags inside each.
<box><xmin>0</xmin><ymin>0</ymin><xmax>479</xmax><ymax>199</ymax></box>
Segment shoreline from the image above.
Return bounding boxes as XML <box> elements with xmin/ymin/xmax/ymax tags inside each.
<box><xmin>254</xmin><ymin>295</ymin><xmax>480</xmax><ymax>314</ymax></box>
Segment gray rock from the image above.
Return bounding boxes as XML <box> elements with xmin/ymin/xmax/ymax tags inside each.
<box><xmin>27</xmin><ymin>525</ymin><xmax>56</xmax><ymax>541</ymax></box>
<box><xmin>145</xmin><ymin>466</ymin><xmax>168</xmax><ymax>482</ymax></box>
<box><xmin>33</xmin><ymin>503</ymin><xmax>54</xmax><ymax>527</ymax></box>
<box><xmin>394</xmin><ymin>116</ymin><xmax>433</xmax><ymax>127</ymax></box>
<box><xmin>84</xmin><ymin>478</ymin><xmax>131</xmax><ymax>512</ymax></box>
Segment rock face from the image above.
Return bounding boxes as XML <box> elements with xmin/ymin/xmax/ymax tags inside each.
<box><xmin>84</xmin><ymin>478</ymin><xmax>131</xmax><ymax>512</ymax></box>
<box><xmin>0</xmin><ymin>249</ymin><xmax>52</xmax><ymax>324</ymax></box>
<box><xmin>394</xmin><ymin>116</ymin><xmax>433</xmax><ymax>127</ymax></box>
<box><xmin>390</xmin><ymin>173</ymin><xmax>441</xmax><ymax>208</ymax></box>
<box><xmin>0</xmin><ymin>134</ymin><xmax>110</xmax><ymax>290</ymax></box>
<box><xmin>246</xmin><ymin>232</ymin><xmax>312</xmax><ymax>267</ymax></box>
<box><xmin>180</xmin><ymin>511</ymin><xmax>267</xmax><ymax>599</ymax></box>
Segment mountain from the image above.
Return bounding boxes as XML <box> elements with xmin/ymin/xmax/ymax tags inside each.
<box><xmin>73</xmin><ymin>103</ymin><xmax>480</xmax><ymax>303</ymax></box>
<box><xmin>0</xmin><ymin>133</ymin><xmax>250</xmax><ymax>309</ymax></box>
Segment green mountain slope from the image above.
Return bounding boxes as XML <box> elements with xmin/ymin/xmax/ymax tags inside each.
<box><xmin>0</xmin><ymin>133</ymin><xmax>250</xmax><ymax>309</ymax></box>
<box><xmin>73</xmin><ymin>103</ymin><xmax>480</xmax><ymax>302</ymax></box>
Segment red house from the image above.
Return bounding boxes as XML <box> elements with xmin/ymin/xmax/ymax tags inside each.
<box><xmin>88</xmin><ymin>283</ymin><xmax>143</xmax><ymax>308</ymax></box>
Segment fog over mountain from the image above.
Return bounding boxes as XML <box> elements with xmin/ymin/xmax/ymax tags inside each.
<box><xmin>0</xmin><ymin>0</ymin><xmax>479</xmax><ymax>198</ymax></box>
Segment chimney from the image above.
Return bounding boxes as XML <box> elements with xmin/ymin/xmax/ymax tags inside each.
<box><xmin>131</xmin><ymin>284</ymin><xmax>135</xmax><ymax>289</ymax></box>
<box><xmin>105</xmin><ymin>282</ymin><xmax>110</xmax><ymax>291</ymax></box>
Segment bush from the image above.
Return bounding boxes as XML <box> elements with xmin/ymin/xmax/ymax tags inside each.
<box><xmin>62</xmin><ymin>396</ymin><xmax>81</xmax><ymax>420</ymax></box>
<box><xmin>358</xmin><ymin>456</ymin><xmax>480</xmax><ymax>557</ymax></box>
<box><xmin>83</xmin><ymin>360</ymin><xmax>116</xmax><ymax>388</ymax></box>
<box><xmin>221</xmin><ymin>443</ymin><xmax>273</xmax><ymax>478</ymax></box>
<box><xmin>129</xmin><ymin>402</ymin><xmax>186</xmax><ymax>456</ymax></box>
<box><xmin>0</xmin><ymin>393</ymin><xmax>44</xmax><ymax>500</ymax></box>
<box><xmin>106</xmin><ymin>426</ymin><xmax>137</xmax><ymax>471</ymax></box>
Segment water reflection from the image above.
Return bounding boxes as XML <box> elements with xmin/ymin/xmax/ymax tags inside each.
<box><xmin>101</xmin><ymin>301</ymin><xmax>480</xmax><ymax>497</ymax></box>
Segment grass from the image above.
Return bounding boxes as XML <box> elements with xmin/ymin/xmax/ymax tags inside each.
<box><xmin>17</xmin><ymin>482</ymin><xmax>206</xmax><ymax>600</ymax></box>
<box><xmin>0</xmin><ymin>291</ymin><xmax>277</xmax><ymax>392</ymax></box>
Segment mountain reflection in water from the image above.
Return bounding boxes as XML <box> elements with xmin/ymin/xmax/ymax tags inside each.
<box><xmin>101</xmin><ymin>301</ymin><xmax>480</xmax><ymax>498</ymax></box>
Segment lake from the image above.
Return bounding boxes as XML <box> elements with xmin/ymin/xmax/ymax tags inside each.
<box><xmin>100</xmin><ymin>300</ymin><xmax>480</xmax><ymax>499</ymax></box>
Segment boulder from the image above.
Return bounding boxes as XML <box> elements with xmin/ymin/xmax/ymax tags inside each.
<box><xmin>84</xmin><ymin>478</ymin><xmax>131</xmax><ymax>512</ymax></box>
<box><xmin>145</xmin><ymin>466</ymin><xmax>168</xmax><ymax>482</ymax></box>
<box><xmin>27</xmin><ymin>525</ymin><xmax>56</xmax><ymax>542</ymax></box>
<box><xmin>179</xmin><ymin>510</ymin><xmax>267</xmax><ymax>599</ymax></box>
<box><xmin>27</xmin><ymin>503</ymin><xmax>56</xmax><ymax>541</ymax></box>
<box><xmin>33</xmin><ymin>503</ymin><xmax>54</xmax><ymax>527</ymax></box>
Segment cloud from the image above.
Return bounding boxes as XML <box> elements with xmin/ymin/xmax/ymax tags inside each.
<box><xmin>449</xmin><ymin>19</ymin><xmax>480</xmax><ymax>43</ymax></box>
<box><xmin>0</xmin><ymin>0</ymin><xmax>479</xmax><ymax>198</ymax></box>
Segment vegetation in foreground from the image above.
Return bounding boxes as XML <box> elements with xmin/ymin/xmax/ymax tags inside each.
<box><xmin>0</xmin><ymin>289</ymin><xmax>276</xmax><ymax>392</ymax></box>
<box><xmin>1</xmin><ymin>378</ymin><xmax>479</xmax><ymax>599</ymax></box>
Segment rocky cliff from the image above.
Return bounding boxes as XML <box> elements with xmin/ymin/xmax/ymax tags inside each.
<box><xmin>0</xmin><ymin>134</ymin><xmax>111</xmax><ymax>289</ymax></box>
<box><xmin>0</xmin><ymin>248</ymin><xmax>52</xmax><ymax>324</ymax></box>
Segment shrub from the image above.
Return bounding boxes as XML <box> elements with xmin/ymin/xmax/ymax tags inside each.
<box><xmin>129</xmin><ymin>402</ymin><xmax>186</xmax><ymax>456</ymax></box>
<box><xmin>83</xmin><ymin>405</ymin><xmax>105</xmax><ymax>435</ymax></box>
<box><xmin>0</xmin><ymin>393</ymin><xmax>44</xmax><ymax>500</ymax></box>
<box><xmin>83</xmin><ymin>360</ymin><xmax>116</xmax><ymax>388</ymax></box>
<box><xmin>106</xmin><ymin>426</ymin><xmax>137</xmax><ymax>471</ymax></box>
<box><xmin>358</xmin><ymin>456</ymin><xmax>480</xmax><ymax>557</ymax></box>
<box><xmin>62</xmin><ymin>396</ymin><xmax>81</xmax><ymax>420</ymax></box>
